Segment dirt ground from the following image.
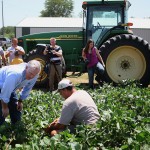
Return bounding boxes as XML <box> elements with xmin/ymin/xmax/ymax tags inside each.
<box><xmin>65</xmin><ymin>72</ymin><xmax>89</xmax><ymax>84</ymax></box>
<box><xmin>34</xmin><ymin>72</ymin><xmax>91</xmax><ymax>91</ymax></box>
<box><xmin>61</xmin><ymin>72</ymin><xmax>150</xmax><ymax>89</ymax></box>
<box><xmin>64</xmin><ymin>72</ymin><xmax>98</xmax><ymax>88</ymax></box>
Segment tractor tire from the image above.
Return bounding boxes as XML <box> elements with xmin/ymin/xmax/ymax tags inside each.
<box><xmin>100</xmin><ymin>34</ymin><xmax>150</xmax><ymax>87</ymax></box>
<box><xmin>24</xmin><ymin>49</ymin><xmax>48</xmax><ymax>87</ymax></box>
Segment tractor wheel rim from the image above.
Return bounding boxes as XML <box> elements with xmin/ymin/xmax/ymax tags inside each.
<box><xmin>33</xmin><ymin>58</ymin><xmax>47</xmax><ymax>82</ymax></box>
<box><xmin>106</xmin><ymin>46</ymin><xmax>146</xmax><ymax>83</ymax></box>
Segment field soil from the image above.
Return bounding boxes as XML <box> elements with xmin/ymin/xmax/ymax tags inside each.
<box><xmin>64</xmin><ymin>72</ymin><xmax>98</xmax><ymax>88</ymax></box>
<box><xmin>65</xmin><ymin>72</ymin><xmax>89</xmax><ymax>84</ymax></box>
<box><xmin>35</xmin><ymin>72</ymin><xmax>99</xmax><ymax>91</ymax></box>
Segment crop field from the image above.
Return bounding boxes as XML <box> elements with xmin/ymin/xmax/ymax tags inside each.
<box><xmin>0</xmin><ymin>79</ymin><xmax>150</xmax><ymax>149</ymax></box>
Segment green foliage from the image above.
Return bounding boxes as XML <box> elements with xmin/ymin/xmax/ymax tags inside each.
<box><xmin>40</xmin><ymin>0</ymin><xmax>73</xmax><ymax>17</ymax></box>
<box><xmin>0</xmin><ymin>83</ymin><xmax>150</xmax><ymax>149</ymax></box>
<box><xmin>0</xmin><ymin>26</ymin><xmax>15</xmax><ymax>39</ymax></box>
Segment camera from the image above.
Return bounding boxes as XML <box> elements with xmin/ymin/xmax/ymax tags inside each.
<box><xmin>46</xmin><ymin>48</ymin><xmax>51</xmax><ymax>53</ymax></box>
<box><xmin>47</xmin><ymin>47</ymin><xmax>55</xmax><ymax>54</ymax></box>
<box><xmin>14</xmin><ymin>50</ymin><xmax>19</xmax><ymax>56</ymax></box>
<box><xmin>85</xmin><ymin>58</ymin><xmax>89</xmax><ymax>65</ymax></box>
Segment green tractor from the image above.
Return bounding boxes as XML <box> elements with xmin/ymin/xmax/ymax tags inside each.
<box><xmin>18</xmin><ymin>0</ymin><xmax>150</xmax><ymax>87</ymax></box>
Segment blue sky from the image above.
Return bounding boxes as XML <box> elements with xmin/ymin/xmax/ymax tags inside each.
<box><xmin>0</xmin><ymin>0</ymin><xmax>150</xmax><ymax>28</ymax></box>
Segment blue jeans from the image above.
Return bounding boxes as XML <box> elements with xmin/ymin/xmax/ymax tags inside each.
<box><xmin>87</xmin><ymin>62</ymin><xmax>104</xmax><ymax>88</ymax></box>
<box><xmin>0</xmin><ymin>92</ymin><xmax>21</xmax><ymax>125</ymax></box>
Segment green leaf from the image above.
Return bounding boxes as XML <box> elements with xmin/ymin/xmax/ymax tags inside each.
<box><xmin>128</xmin><ymin>138</ymin><xmax>133</xmax><ymax>145</ymax></box>
<box><xmin>116</xmin><ymin>122</ymin><xmax>120</xmax><ymax>130</ymax></box>
<box><xmin>121</xmin><ymin>145</ymin><xmax>129</xmax><ymax>149</ymax></box>
<box><xmin>2</xmin><ymin>135</ymin><xmax>7</xmax><ymax>141</ymax></box>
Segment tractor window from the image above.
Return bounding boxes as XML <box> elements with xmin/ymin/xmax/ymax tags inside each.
<box><xmin>86</xmin><ymin>5</ymin><xmax>122</xmax><ymax>43</ymax></box>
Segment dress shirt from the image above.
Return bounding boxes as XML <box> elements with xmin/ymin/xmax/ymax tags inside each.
<box><xmin>0</xmin><ymin>63</ymin><xmax>38</xmax><ymax>103</ymax></box>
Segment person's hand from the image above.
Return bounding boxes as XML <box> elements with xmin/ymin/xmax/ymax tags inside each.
<box><xmin>5</xmin><ymin>51</ymin><xmax>11</xmax><ymax>57</ymax></box>
<box><xmin>44</xmin><ymin>123</ymin><xmax>56</xmax><ymax>133</ymax></box>
<box><xmin>50</xmin><ymin>120</ymin><xmax>57</xmax><ymax>126</ymax></box>
<box><xmin>17</xmin><ymin>101</ymin><xmax>23</xmax><ymax>111</ymax></box>
<box><xmin>51</xmin><ymin>50</ymin><xmax>56</xmax><ymax>54</ymax></box>
<box><xmin>43</xmin><ymin>125</ymin><xmax>50</xmax><ymax>133</ymax></box>
<box><xmin>43</xmin><ymin>118</ymin><xmax>59</xmax><ymax>133</ymax></box>
<box><xmin>43</xmin><ymin>49</ymin><xmax>48</xmax><ymax>55</ymax></box>
<box><xmin>2</xmin><ymin>106</ymin><xmax>9</xmax><ymax>118</ymax></box>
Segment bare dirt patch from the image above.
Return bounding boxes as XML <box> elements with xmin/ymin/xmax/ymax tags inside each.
<box><xmin>64</xmin><ymin>72</ymin><xmax>98</xmax><ymax>88</ymax></box>
<box><xmin>65</xmin><ymin>72</ymin><xmax>89</xmax><ymax>85</ymax></box>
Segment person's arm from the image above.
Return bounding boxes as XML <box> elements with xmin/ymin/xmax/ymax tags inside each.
<box><xmin>0</xmin><ymin>74</ymin><xmax>19</xmax><ymax>117</ymax></box>
<box><xmin>52</xmin><ymin>49</ymin><xmax>62</xmax><ymax>57</ymax></box>
<box><xmin>20</xmin><ymin>75</ymin><xmax>39</xmax><ymax>100</ymax></box>
<box><xmin>51</xmin><ymin>46</ymin><xmax>62</xmax><ymax>57</ymax></box>
<box><xmin>17</xmin><ymin>77</ymin><xmax>37</xmax><ymax>112</ymax></box>
<box><xmin>1</xmin><ymin>54</ymin><xmax>6</xmax><ymax>66</ymax></box>
<box><xmin>96</xmin><ymin>48</ymin><xmax>105</xmax><ymax>67</ymax></box>
<box><xmin>0</xmin><ymin>74</ymin><xmax>19</xmax><ymax>103</ymax></box>
<box><xmin>15</xmin><ymin>46</ymin><xmax>25</xmax><ymax>55</ymax></box>
<box><xmin>45</xmin><ymin>102</ymin><xmax>75</xmax><ymax>133</ymax></box>
<box><xmin>45</xmin><ymin>101</ymin><xmax>76</xmax><ymax>136</ymax></box>
<box><xmin>5</xmin><ymin>50</ymin><xmax>11</xmax><ymax>58</ymax></box>
<box><xmin>1</xmin><ymin>100</ymin><xmax>9</xmax><ymax>118</ymax></box>
<box><xmin>44</xmin><ymin>118</ymin><xmax>66</xmax><ymax>133</ymax></box>
<box><xmin>0</xmin><ymin>49</ymin><xmax>6</xmax><ymax>66</ymax></box>
<box><xmin>82</xmin><ymin>48</ymin><xmax>87</xmax><ymax>61</ymax></box>
<box><xmin>49</xmin><ymin>122</ymin><xmax>66</xmax><ymax>131</ymax></box>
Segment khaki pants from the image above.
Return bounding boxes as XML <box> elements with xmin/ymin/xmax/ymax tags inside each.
<box><xmin>49</xmin><ymin>64</ymin><xmax>62</xmax><ymax>91</ymax></box>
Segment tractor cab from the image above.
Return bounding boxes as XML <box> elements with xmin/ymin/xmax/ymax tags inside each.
<box><xmin>82</xmin><ymin>0</ymin><xmax>131</xmax><ymax>47</ymax></box>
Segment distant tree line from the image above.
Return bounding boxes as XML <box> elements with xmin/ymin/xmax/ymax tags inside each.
<box><xmin>0</xmin><ymin>26</ymin><xmax>15</xmax><ymax>39</ymax></box>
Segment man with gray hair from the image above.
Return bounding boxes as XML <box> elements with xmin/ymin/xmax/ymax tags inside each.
<box><xmin>0</xmin><ymin>60</ymin><xmax>41</xmax><ymax>125</ymax></box>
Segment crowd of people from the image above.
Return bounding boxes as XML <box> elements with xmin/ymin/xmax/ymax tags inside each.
<box><xmin>0</xmin><ymin>37</ymin><xmax>104</xmax><ymax>137</ymax></box>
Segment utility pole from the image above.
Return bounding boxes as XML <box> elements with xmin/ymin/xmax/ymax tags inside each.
<box><xmin>2</xmin><ymin>0</ymin><xmax>4</xmax><ymax>37</ymax></box>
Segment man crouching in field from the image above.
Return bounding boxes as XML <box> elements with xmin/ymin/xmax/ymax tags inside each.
<box><xmin>44</xmin><ymin>79</ymin><xmax>100</xmax><ymax>137</ymax></box>
<box><xmin>0</xmin><ymin>60</ymin><xmax>41</xmax><ymax>125</ymax></box>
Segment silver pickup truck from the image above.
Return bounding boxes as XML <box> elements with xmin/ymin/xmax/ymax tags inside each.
<box><xmin>0</xmin><ymin>37</ymin><xmax>11</xmax><ymax>50</ymax></box>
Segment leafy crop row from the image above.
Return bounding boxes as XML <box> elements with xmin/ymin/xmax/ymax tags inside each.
<box><xmin>0</xmin><ymin>81</ymin><xmax>150</xmax><ymax>149</ymax></box>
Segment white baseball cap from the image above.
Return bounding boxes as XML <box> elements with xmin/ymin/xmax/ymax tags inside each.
<box><xmin>58</xmin><ymin>79</ymin><xmax>73</xmax><ymax>90</ymax></box>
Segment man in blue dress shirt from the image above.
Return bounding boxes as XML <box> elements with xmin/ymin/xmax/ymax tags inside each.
<box><xmin>0</xmin><ymin>60</ymin><xmax>41</xmax><ymax>125</ymax></box>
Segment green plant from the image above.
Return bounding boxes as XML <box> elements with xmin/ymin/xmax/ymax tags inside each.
<box><xmin>0</xmin><ymin>83</ymin><xmax>149</xmax><ymax>149</ymax></box>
